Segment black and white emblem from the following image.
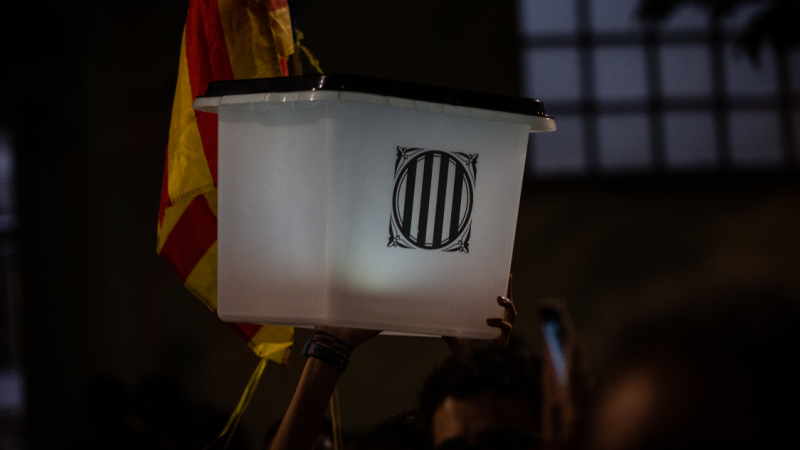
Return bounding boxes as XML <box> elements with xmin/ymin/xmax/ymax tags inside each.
<box><xmin>388</xmin><ymin>147</ymin><xmax>478</xmax><ymax>252</ymax></box>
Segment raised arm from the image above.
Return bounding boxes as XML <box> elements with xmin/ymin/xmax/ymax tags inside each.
<box><xmin>270</xmin><ymin>327</ymin><xmax>380</xmax><ymax>450</ymax></box>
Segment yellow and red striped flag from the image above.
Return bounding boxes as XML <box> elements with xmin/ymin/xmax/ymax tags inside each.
<box><xmin>157</xmin><ymin>0</ymin><xmax>294</xmax><ymax>364</ymax></box>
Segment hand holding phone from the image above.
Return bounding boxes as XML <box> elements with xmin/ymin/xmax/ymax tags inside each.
<box><xmin>541</xmin><ymin>307</ymin><xmax>568</xmax><ymax>388</ymax></box>
<box><xmin>538</xmin><ymin>298</ymin><xmax>579</xmax><ymax>447</ymax></box>
<box><xmin>538</xmin><ymin>299</ymin><xmax>574</xmax><ymax>390</ymax></box>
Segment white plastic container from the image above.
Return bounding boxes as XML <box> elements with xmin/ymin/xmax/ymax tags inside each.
<box><xmin>194</xmin><ymin>75</ymin><xmax>555</xmax><ymax>339</ymax></box>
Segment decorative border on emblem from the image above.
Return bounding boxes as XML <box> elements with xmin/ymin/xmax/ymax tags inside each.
<box><xmin>388</xmin><ymin>146</ymin><xmax>478</xmax><ymax>252</ymax></box>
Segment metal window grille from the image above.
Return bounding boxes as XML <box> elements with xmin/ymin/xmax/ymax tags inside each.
<box><xmin>518</xmin><ymin>0</ymin><xmax>800</xmax><ymax>176</ymax></box>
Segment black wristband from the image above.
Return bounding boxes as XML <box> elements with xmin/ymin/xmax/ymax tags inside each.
<box><xmin>312</xmin><ymin>331</ymin><xmax>355</xmax><ymax>357</ymax></box>
<box><xmin>303</xmin><ymin>340</ymin><xmax>349</xmax><ymax>372</ymax></box>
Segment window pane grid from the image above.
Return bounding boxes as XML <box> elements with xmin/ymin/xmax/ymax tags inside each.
<box><xmin>520</xmin><ymin>0</ymin><xmax>798</xmax><ymax>176</ymax></box>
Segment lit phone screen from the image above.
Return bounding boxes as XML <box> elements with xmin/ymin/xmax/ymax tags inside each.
<box><xmin>542</xmin><ymin>320</ymin><xmax>568</xmax><ymax>387</ymax></box>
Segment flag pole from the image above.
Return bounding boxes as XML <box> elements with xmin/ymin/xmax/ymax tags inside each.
<box><xmin>330</xmin><ymin>386</ymin><xmax>344</xmax><ymax>450</ymax></box>
<box><xmin>288</xmin><ymin>0</ymin><xmax>302</xmax><ymax>76</ymax></box>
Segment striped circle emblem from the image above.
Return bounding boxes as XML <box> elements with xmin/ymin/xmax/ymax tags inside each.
<box><xmin>392</xmin><ymin>150</ymin><xmax>473</xmax><ymax>250</ymax></box>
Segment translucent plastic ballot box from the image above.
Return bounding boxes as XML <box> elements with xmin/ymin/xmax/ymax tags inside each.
<box><xmin>193</xmin><ymin>74</ymin><xmax>556</xmax><ymax>339</ymax></box>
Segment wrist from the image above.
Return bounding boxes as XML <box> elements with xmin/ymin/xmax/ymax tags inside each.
<box><xmin>312</xmin><ymin>330</ymin><xmax>355</xmax><ymax>356</ymax></box>
<box><xmin>303</xmin><ymin>340</ymin><xmax>349</xmax><ymax>372</ymax></box>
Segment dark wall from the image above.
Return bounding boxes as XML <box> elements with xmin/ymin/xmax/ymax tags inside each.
<box><xmin>512</xmin><ymin>174</ymin><xmax>800</xmax><ymax>371</ymax></box>
<box><xmin>293</xmin><ymin>0</ymin><xmax>522</xmax><ymax>95</ymax></box>
<box><xmin>5</xmin><ymin>0</ymin><xmax>194</xmax><ymax>447</ymax></box>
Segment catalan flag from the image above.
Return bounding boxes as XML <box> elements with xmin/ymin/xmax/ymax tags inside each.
<box><xmin>157</xmin><ymin>0</ymin><xmax>294</xmax><ymax>364</ymax></box>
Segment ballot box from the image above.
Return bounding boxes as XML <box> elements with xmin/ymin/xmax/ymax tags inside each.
<box><xmin>193</xmin><ymin>74</ymin><xmax>555</xmax><ymax>339</ymax></box>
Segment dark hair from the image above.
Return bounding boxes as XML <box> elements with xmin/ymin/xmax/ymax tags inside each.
<box><xmin>264</xmin><ymin>419</ymin><xmax>333</xmax><ymax>450</ymax></box>
<box><xmin>418</xmin><ymin>347</ymin><xmax>542</xmax><ymax>428</ymax></box>
<box><xmin>363</xmin><ymin>410</ymin><xmax>426</xmax><ymax>450</ymax></box>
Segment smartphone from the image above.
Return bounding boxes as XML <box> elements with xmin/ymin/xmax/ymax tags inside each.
<box><xmin>539</xmin><ymin>301</ymin><xmax>570</xmax><ymax>388</ymax></box>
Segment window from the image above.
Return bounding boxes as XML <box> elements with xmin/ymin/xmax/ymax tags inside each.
<box><xmin>518</xmin><ymin>0</ymin><xmax>799</xmax><ymax>176</ymax></box>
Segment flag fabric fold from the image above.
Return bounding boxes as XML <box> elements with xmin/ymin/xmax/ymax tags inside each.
<box><xmin>158</xmin><ymin>0</ymin><xmax>294</xmax><ymax>364</ymax></box>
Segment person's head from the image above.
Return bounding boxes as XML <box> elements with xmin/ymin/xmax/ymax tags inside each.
<box><xmin>584</xmin><ymin>286</ymin><xmax>800</xmax><ymax>450</ymax></box>
<box><xmin>364</xmin><ymin>410</ymin><xmax>426</xmax><ymax>450</ymax></box>
<box><xmin>419</xmin><ymin>346</ymin><xmax>542</xmax><ymax>450</ymax></box>
<box><xmin>264</xmin><ymin>419</ymin><xmax>334</xmax><ymax>450</ymax></box>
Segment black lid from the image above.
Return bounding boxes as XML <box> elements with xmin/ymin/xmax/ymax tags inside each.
<box><xmin>199</xmin><ymin>74</ymin><xmax>548</xmax><ymax>117</ymax></box>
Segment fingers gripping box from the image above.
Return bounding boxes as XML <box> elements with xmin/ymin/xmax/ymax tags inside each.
<box><xmin>193</xmin><ymin>75</ymin><xmax>555</xmax><ymax>339</ymax></box>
